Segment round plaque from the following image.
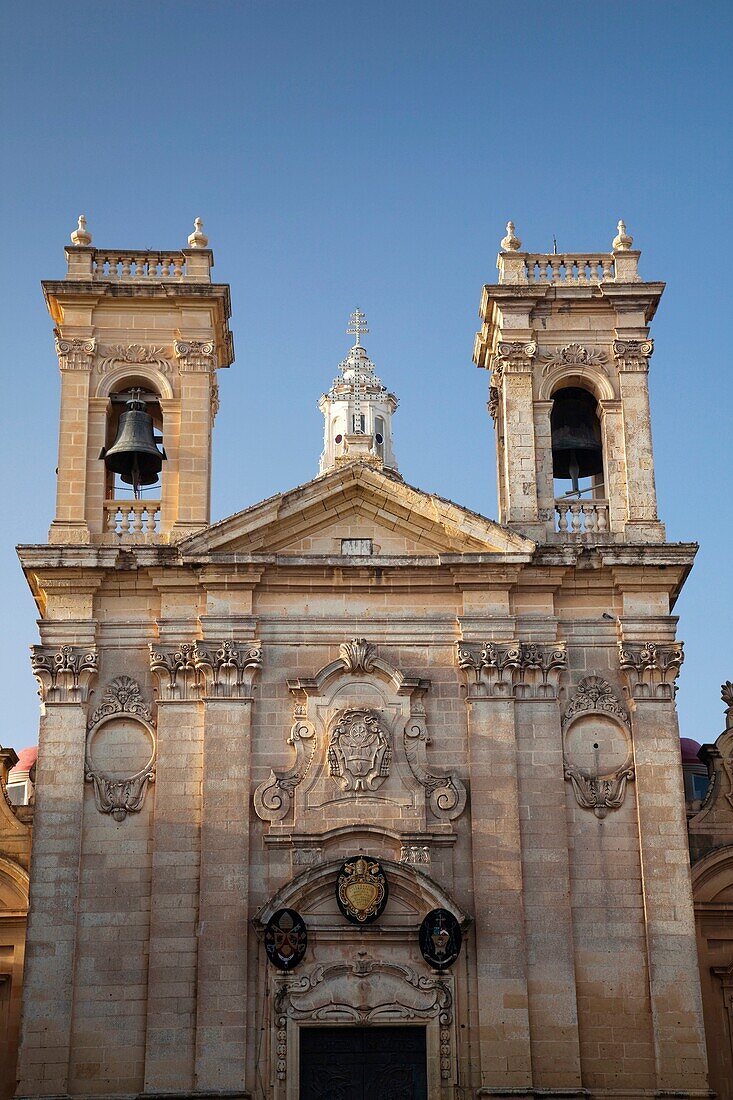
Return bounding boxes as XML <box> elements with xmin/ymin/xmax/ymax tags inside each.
<box><xmin>336</xmin><ymin>856</ymin><xmax>388</xmax><ymax>924</ymax></box>
<box><xmin>264</xmin><ymin>908</ymin><xmax>308</xmax><ymax>971</ymax></box>
<box><xmin>419</xmin><ymin>908</ymin><xmax>462</xmax><ymax>970</ymax></box>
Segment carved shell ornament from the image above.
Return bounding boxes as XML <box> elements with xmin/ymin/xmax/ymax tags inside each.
<box><xmin>540</xmin><ymin>343</ymin><xmax>608</xmax><ymax>375</ymax></box>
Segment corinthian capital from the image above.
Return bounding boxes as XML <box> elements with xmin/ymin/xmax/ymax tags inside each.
<box><xmin>149</xmin><ymin>642</ymin><xmax>201</xmax><ymax>701</ymax></box>
<box><xmin>31</xmin><ymin>645</ymin><xmax>98</xmax><ymax>703</ymax></box>
<box><xmin>618</xmin><ymin>640</ymin><xmax>683</xmax><ymax>699</ymax></box>
<box><xmin>55</xmin><ymin>336</ymin><xmax>96</xmax><ymax>371</ymax></box>
<box><xmin>193</xmin><ymin>640</ymin><xmax>263</xmax><ymax>699</ymax></box>
<box><xmin>612</xmin><ymin>339</ymin><xmax>654</xmax><ymax>372</ymax></box>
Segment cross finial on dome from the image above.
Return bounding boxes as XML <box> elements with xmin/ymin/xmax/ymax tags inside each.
<box><xmin>346</xmin><ymin>307</ymin><xmax>369</xmax><ymax>347</ymax></box>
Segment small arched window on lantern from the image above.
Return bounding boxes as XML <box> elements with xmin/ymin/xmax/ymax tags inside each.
<box><xmin>550</xmin><ymin>386</ymin><xmax>604</xmax><ymax>500</ymax></box>
<box><xmin>374</xmin><ymin>415</ymin><xmax>385</xmax><ymax>460</ymax></box>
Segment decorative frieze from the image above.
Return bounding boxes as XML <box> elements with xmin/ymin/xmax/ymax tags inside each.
<box><xmin>613</xmin><ymin>338</ymin><xmax>654</xmax><ymax>372</ymax></box>
<box><xmin>174</xmin><ymin>339</ymin><xmax>216</xmax><ymax>372</ymax></box>
<box><xmin>30</xmin><ymin>644</ymin><xmax>98</xmax><ymax>703</ymax></box>
<box><xmin>618</xmin><ymin>640</ymin><xmax>684</xmax><ymax>699</ymax></box>
<box><xmin>54</xmin><ymin>336</ymin><xmax>96</xmax><ymax>372</ymax></box>
<box><xmin>457</xmin><ymin>640</ymin><xmax>567</xmax><ymax>699</ymax></box>
<box><xmin>400</xmin><ymin>844</ymin><xmax>430</xmax><ymax>866</ymax></box>
<box><xmin>562</xmin><ymin>676</ymin><xmax>634</xmax><ymax>819</ymax></box>
<box><xmin>292</xmin><ymin>847</ymin><xmax>322</xmax><ymax>866</ymax></box>
<box><xmin>98</xmin><ymin>343</ymin><xmax>170</xmax><ymax>373</ymax></box>
<box><xmin>539</xmin><ymin>342</ymin><xmax>608</xmax><ymax>373</ymax></box>
<box><xmin>194</xmin><ymin>640</ymin><xmax>262</xmax><ymax>699</ymax></box>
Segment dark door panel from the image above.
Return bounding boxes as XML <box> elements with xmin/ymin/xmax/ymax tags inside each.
<box><xmin>300</xmin><ymin>1026</ymin><xmax>427</xmax><ymax>1100</ymax></box>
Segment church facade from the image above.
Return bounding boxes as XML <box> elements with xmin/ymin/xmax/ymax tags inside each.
<box><xmin>4</xmin><ymin>218</ymin><xmax>720</xmax><ymax>1097</ymax></box>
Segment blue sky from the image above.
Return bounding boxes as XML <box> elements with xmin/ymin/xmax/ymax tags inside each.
<box><xmin>2</xmin><ymin>1</ymin><xmax>731</xmax><ymax>747</ymax></box>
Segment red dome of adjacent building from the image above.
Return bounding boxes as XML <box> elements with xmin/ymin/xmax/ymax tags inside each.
<box><xmin>680</xmin><ymin>737</ymin><xmax>702</xmax><ymax>764</ymax></box>
<box><xmin>8</xmin><ymin>746</ymin><xmax>37</xmax><ymax>778</ymax></box>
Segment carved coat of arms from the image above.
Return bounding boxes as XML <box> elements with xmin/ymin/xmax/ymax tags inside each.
<box><xmin>327</xmin><ymin>708</ymin><xmax>392</xmax><ymax>792</ymax></box>
<box><xmin>336</xmin><ymin>857</ymin><xmax>389</xmax><ymax>924</ymax></box>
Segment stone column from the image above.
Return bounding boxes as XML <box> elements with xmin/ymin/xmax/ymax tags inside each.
<box><xmin>619</xmin><ymin>640</ymin><xmax>710</xmax><ymax>1091</ymax></box>
<box><xmin>15</xmin><ymin>644</ymin><xmax>97</xmax><ymax>1098</ymax></box>
<box><xmin>144</xmin><ymin>643</ymin><xmax>204</xmax><ymax>1093</ymax></box>
<box><xmin>49</xmin><ymin>338</ymin><xmax>96</xmax><ymax>544</ymax></box>
<box><xmin>492</xmin><ymin>342</ymin><xmax>540</xmax><ymax>532</ymax></box>
<box><xmin>597</xmin><ymin>399</ymin><xmax>627</xmax><ymax>535</ymax></box>
<box><xmin>456</xmin><ymin>641</ymin><xmax>533</xmax><ymax>1092</ymax></box>
<box><xmin>613</xmin><ymin>341</ymin><xmax>665</xmax><ymax>541</ymax></box>
<box><xmin>513</xmin><ymin>643</ymin><xmax>583</xmax><ymax>1090</ymax></box>
<box><xmin>192</xmin><ymin>641</ymin><xmax>262</xmax><ymax>1094</ymax></box>
<box><xmin>171</xmin><ymin>341</ymin><xmax>216</xmax><ymax>538</ymax></box>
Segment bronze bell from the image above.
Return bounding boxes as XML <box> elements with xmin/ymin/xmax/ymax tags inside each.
<box><xmin>551</xmin><ymin>387</ymin><xmax>603</xmax><ymax>490</ymax></box>
<box><xmin>101</xmin><ymin>394</ymin><xmax>165</xmax><ymax>494</ymax></box>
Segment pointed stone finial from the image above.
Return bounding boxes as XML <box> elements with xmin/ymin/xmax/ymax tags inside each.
<box><xmin>70</xmin><ymin>214</ymin><xmax>92</xmax><ymax>247</ymax></box>
<box><xmin>500</xmin><ymin>221</ymin><xmax>522</xmax><ymax>252</ymax></box>
<box><xmin>187</xmin><ymin>217</ymin><xmax>209</xmax><ymax>249</ymax></box>
<box><xmin>612</xmin><ymin>220</ymin><xmax>633</xmax><ymax>251</ymax></box>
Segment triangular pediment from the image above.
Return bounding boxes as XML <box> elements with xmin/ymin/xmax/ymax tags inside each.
<box><xmin>180</xmin><ymin>463</ymin><xmax>535</xmax><ymax>558</ymax></box>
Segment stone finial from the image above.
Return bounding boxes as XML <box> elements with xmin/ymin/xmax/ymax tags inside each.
<box><xmin>187</xmin><ymin>217</ymin><xmax>209</xmax><ymax>249</ymax></box>
<box><xmin>70</xmin><ymin>214</ymin><xmax>92</xmax><ymax>247</ymax></box>
<box><xmin>722</xmin><ymin>681</ymin><xmax>733</xmax><ymax>729</ymax></box>
<box><xmin>612</xmin><ymin>219</ymin><xmax>633</xmax><ymax>251</ymax></box>
<box><xmin>500</xmin><ymin>221</ymin><xmax>522</xmax><ymax>252</ymax></box>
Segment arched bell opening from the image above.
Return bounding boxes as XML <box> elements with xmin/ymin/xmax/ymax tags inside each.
<box><xmin>100</xmin><ymin>377</ymin><xmax>166</xmax><ymax>536</ymax></box>
<box><xmin>550</xmin><ymin>385</ymin><xmax>610</xmax><ymax>535</ymax></box>
<box><xmin>551</xmin><ymin>386</ymin><xmax>604</xmax><ymax>497</ymax></box>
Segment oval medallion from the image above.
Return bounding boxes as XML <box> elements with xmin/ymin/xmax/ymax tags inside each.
<box><xmin>336</xmin><ymin>857</ymin><xmax>388</xmax><ymax>924</ymax></box>
<box><xmin>419</xmin><ymin>908</ymin><xmax>462</xmax><ymax>969</ymax></box>
<box><xmin>264</xmin><ymin>908</ymin><xmax>307</xmax><ymax>970</ymax></box>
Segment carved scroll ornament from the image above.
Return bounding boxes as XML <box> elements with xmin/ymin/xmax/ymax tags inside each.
<box><xmin>273</xmin><ymin>954</ymin><xmax>454</xmax><ymax>1082</ymax></box>
<box><xmin>253</xmin><ymin>718</ymin><xmax>316</xmax><ymax>823</ymax></box>
<box><xmin>55</xmin><ymin>336</ymin><xmax>96</xmax><ymax>371</ymax></box>
<box><xmin>85</xmin><ymin>677</ymin><xmax>156</xmax><ymax>823</ymax></box>
<box><xmin>403</xmin><ymin>708</ymin><xmax>466</xmax><ymax>820</ymax></box>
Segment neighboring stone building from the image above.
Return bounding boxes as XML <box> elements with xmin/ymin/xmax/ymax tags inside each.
<box><xmin>6</xmin><ymin>216</ymin><xmax>718</xmax><ymax>1098</ymax></box>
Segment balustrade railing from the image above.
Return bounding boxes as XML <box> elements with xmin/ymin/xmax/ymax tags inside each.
<box><xmin>555</xmin><ymin>498</ymin><xmax>609</xmax><ymax>536</ymax></box>
<box><xmin>91</xmin><ymin>250</ymin><xmax>188</xmax><ymax>280</ymax></box>
<box><xmin>524</xmin><ymin>253</ymin><xmax>615</xmax><ymax>285</ymax></box>
<box><xmin>104</xmin><ymin>500</ymin><xmax>160</xmax><ymax>538</ymax></box>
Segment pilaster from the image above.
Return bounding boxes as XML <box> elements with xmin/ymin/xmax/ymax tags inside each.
<box><xmin>613</xmin><ymin>340</ymin><xmax>665</xmax><ymax>542</ymax></box>
<box><xmin>193</xmin><ymin>640</ymin><xmax>262</xmax><ymax>1094</ymax></box>
<box><xmin>144</xmin><ymin>641</ymin><xmax>204</xmax><ymax>1093</ymax></box>
<box><xmin>49</xmin><ymin>337</ymin><xmax>96</xmax><ymax>544</ymax></box>
<box><xmin>456</xmin><ymin>639</ymin><xmax>533</xmax><ymax>1090</ymax></box>
<box><xmin>618</xmin><ymin>638</ymin><xmax>709</xmax><ymax>1090</ymax></box>
<box><xmin>15</xmin><ymin>643</ymin><xmax>98</xmax><ymax>1098</ymax></box>
<box><xmin>492</xmin><ymin>341</ymin><xmax>542</xmax><ymax>536</ymax></box>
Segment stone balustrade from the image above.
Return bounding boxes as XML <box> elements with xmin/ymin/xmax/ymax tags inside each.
<box><xmin>524</xmin><ymin>252</ymin><xmax>615</xmax><ymax>284</ymax></box>
<box><xmin>93</xmin><ymin>250</ymin><xmax>189</xmax><ymax>279</ymax></box>
<box><xmin>555</xmin><ymin>498</ymin><xmax>609</xmax><ymax>535</ymax></box>
<box><xmin>104</xmin><ymin>499</ymin><xmax>160</xmax><ymax>538</ymax></box>
<box><xmin>65</xmin><ymin>246</ymin><xmax>212</xmax><ymax>282</ymax></box>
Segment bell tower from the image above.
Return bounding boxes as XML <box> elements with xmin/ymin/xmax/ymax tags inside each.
<box><xmin>44</xmin><ymin>216</ymin><xmax>233</xmax><ymax>544</ymax></box>
<box><xmin>473</xmin><ymin>221</ymin><xmax>665</xmax><ymax>543</ymax></box>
